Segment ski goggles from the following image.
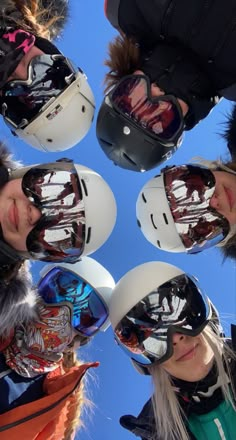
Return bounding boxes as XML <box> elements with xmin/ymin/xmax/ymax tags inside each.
<box><xmin>20</xmin><ymin>160</ymin><xmax>85</xmax><ymax>262</ymax></box>
<box><xmin>163</xmin><ymin>165</ymin><xmax>230</xmax><ymax>253</ymax></box>
<box><xmin>108</xmin><ymin>74</ymin><xmax>184</xmax><ymax>144</ymax></box>
<box><xmin>38</xmin><ymin>266</ymin><xmax>108</xmax><ymax>337</ymax></box>
<box><xmin>1</xmin><ymin>54</ymin><xmax>77</xmax><ymax>129</ymax></box>
<box><xmin>114</xmin><ymin>274</ymin><xmax>211</xmax><ymax>366</ymax></box>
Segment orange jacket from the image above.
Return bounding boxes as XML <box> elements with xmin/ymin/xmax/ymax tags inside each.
<box><xmin>0</xmin><ymin>361</ymin><xmax>99</xmax><ymax>440</ymax></box>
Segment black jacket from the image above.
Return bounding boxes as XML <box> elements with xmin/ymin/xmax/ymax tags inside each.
<box><xmin>105</xmin><ymin>0</ymin><xmax>236</xmax><ymax>134</ymax></box>
<box><xmin>120</xmin><ymin>329</ymin><xmax>236</xmax><ymax>440</ymax></box>
<box><xmin>106</xmin><ymin>0</ymin><xmax>236</xmax><ymax>94</ymax></box>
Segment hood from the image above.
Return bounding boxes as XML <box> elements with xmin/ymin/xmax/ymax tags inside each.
<box><xmin>0</xmin><ymin>260</ymin><xmax>38</xmax><ymax>337</ymax></box>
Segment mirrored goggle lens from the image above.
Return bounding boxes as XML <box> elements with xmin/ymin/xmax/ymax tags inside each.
<box><xmin>23</xmin><ymin>161</ymin><xmax>85</xmax><ymax>263</ymax></box>
<box><xmin>1</xmin><ymin>54</ymin><xmax>76</xmax><ymax>128</ymax></box>
<box><xmin>38</xmin><ymin>267</ymin><xmax>108</xmax><ymax>336</ymax></box>
<box><xmin>110</xmin><ymin>75</ymin><xmax>183</xmax><ymax>142</ymax></box>
<box><xmin>163</xmin><ymin>165</ymin><xmax>230</xmax><ymax>253</ymax></box>
<box><xmin>115</xmin><ymin>274</ymin><xmax>209</xmax><ymax>365</ymax></box>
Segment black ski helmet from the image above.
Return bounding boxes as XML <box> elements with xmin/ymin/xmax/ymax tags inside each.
<box><xmin>96</xmin><ymin>95</ymin><xmax>183</xmax><ymax>172</ymax></box>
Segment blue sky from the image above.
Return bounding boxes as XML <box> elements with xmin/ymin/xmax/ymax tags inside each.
<box><xmin>2</xmin><ymin>1</ymin><xmax>236</xmax><ymax>439</ymax></box>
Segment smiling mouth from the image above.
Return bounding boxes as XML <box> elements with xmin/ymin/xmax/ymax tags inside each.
<box><xmin>8</xmin><ymin>201</ymin><xmax>19</xmax><ymax>230</ymax></box>
<box><xmin>176</xmin><ymin>345</ymin><xmax>196</xmax><ymax>362</ymax></box>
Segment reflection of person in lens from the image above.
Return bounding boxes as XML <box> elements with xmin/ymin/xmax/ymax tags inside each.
<box><xmin>110</xmin><ymin>261</ymin><xmax>236</xmax><ymax>440</ymax></box>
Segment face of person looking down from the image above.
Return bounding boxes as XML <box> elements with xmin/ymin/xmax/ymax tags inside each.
<box><xmin>134</xmin><ymin>70</ymin><xmax>189</xmax><ymax>117</ymax></box>
<box><xmin>161</xmin><ymin>332</ymin><xmax>214</xmax><ymax>382</ymax></box>
<box><xmin>210</xmin><ymin>171</ymin><xmax>236</xmax><ymax>225</ymax></box>
<box><xmin>0</xmin><ymin>178</ymin><xmax>41</xmax><ymax>251</ymax></box>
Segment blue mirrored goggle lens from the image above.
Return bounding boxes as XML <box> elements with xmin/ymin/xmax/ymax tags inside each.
<box><xmin>38</xmin><ymin>267</ymin><xmax>108</xmax><ymax>336</ymax></box>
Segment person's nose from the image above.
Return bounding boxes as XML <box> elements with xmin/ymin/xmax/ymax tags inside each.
<box><xmin>172</xmin><ymin>333</ymin><xmax>185</xmax><ymax>346</ymax></box>
<box><xmin>151</xmin><ymin>83</ymin><xmax>165</xmax><ymax>97</ymax></box>
<box><xmin>209</xmin><ymin>192</ymin><xmax>219</xmax><ymax>210</ymax></box>
<box><xmin>28</xmin><ymin>203</ymin><xmax>41</xmax><ymax>225</ymax></box>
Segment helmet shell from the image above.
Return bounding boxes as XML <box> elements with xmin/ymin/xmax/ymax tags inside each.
<box><xmin>74</xmin><ymin>164</ymin><xmax>117</xmax><ymax>256</ymax></box>
<box><xmin>96</xmin><ymin>98</ymin><xmax>179</xmax><ymax>172</ymax></box>
<box><xmin>14</xmin><ymin>72</ymin><xmax>95</xmax><ymax>152</ymax></box>
<box><xmin>136</xmin><ymin>172</ymin><xmax>185</xmax><ymax>252</ymax></box>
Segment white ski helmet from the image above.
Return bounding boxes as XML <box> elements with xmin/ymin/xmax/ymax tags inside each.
<box><xmin>136</xmin><ymin>172</ymin><xmax>184</xmax><ymax>253</ymax></box>
<box><xmin>109</xmin><ymin>261</ymin><xmax>185</xmax><ymax>330</ymax></box>
<box><xmin>40</xmin><ymin>256</ymin><xmax>116</xmax><ymax>332</ymax></box>
<box><xmin>136</xmin><ymin>165</ymin><xmax>230</xmax><ymax>254</ymax></box>
<box><xmin>2</xmin><ymin>56</ymin><xmax>95</xmax><ymax>152</ymax></box>
<box><xmin>74</xmin><ymin>164</ymin><xmax>117</xmax><ymax>256</ymax></box>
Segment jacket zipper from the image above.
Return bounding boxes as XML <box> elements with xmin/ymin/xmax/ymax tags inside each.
<box><xmin>214</xmin><ymin>418</ymin><xmax>226</xmax><ymax>440</ymax></box>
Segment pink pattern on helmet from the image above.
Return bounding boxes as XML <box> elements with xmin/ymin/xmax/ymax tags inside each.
<box><xmin>3</xmin><ymin>29</ymin><xmax>35</xmax><ymax>53</ymax></box>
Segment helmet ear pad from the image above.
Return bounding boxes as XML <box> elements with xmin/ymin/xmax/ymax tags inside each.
<box><xmin>96</xmin><ymin>99</ymin><xmax>177</xmax><ymax>172</ymax></box>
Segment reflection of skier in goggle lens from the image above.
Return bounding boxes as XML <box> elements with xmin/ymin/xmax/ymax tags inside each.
<box><xmin>136</xmin><ymin>164</ymin><xmax>230</xmax><ymax>254</ymax></box>
<box><xmin>109</xmin><ymin>262</ymin><xmax>220</xmax><ymax>374</ymax></box>
<box><xmin>0</xmin><ymin>160</ymin><xmax>116</xmax><ymax>266</ymax></box>
<box><xmin>1</xmin><ymin>53</ymin><xmax>95</xmax><ymax>152</ymax></box>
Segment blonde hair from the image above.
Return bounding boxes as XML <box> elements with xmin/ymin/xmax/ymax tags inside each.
<box><xmin>3</xmin><ymin>0</ymin><xmax>66</xmax><ymax>40</ymax></box>
<box><xmin>148</xmin><ymin>325</ymin><xmax>236</xmax><ymax>440</ymax></box>
<box><xmin>55</xmin><ymin>350</ymin><xmax>91</xmax><ymax>440</ymax></box>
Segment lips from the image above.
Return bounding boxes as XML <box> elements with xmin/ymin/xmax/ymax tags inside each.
<box><xmin>8</xmin><ymin>201</ymin><xmax>19</xmax><ymax>230</ymax></box>
<box><xmin>224</xmin><ymin>187</ymin><xmax>234</xmax><ymax>210</ymax></box>
<box><xmin>176</xmin><ymin>345</ymin><xmax>196</xmax><ymax>362</ymax></box>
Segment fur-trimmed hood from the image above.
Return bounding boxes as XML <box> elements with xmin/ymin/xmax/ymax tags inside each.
<box><xmin>222</xmin><ymin>103</ymin><xmax>236</xmax><ymax>160</ymax></box>
<box><xmin>0</xmin><ymin>261</ymin><xmax>38</xmax><ymax>337</ymax></box>
<box><xmin>0</xmin><ymin>0</ymin><xmax>69</xmax><ymax>40</ymax></box>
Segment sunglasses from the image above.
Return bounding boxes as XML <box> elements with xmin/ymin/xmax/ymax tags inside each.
<box><xmin>20</xmin><ymin>160</ymin><xmax>86</xmax><ymax>262</ymax></box>
<box><xmin>163</xmin><ymin>165</ymin><xmax>230</xmax><ymax>253</ymax></box>
<box><xmin>109</xmin><ymin>74</ymin><xmax>184</xmax><ymax>145</ymax></box>
<box><xmin>38</xmin><ymin>266</ymin><xmax>108</xmax><ymax>337</ymax></box>
<box><xmin>1</xmin><ymin>54</ymin><xmax>77</xmax><ymax>129</ymax></box>
<box><xmin>114</xmin><ymin>274</ymin><xmax>211</xmax><ymax>366</ymax></box>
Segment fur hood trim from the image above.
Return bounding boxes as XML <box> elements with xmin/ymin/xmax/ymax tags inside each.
<box><xmin>0</xmin><ymin>261</ymin><xmax>38</xmax><ymax>336</ymax></box>
<box><xmin>0</xmin><ymin>140</ymin><xmax>23</xmax><ymax>171</ymax></box>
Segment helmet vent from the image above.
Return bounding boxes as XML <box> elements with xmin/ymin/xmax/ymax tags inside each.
<box><xmin>100</xmin><ymin>138</ymin><xmax>112</xmax><ymax>147</ymax></box>
<box><xmin>157</xmin><ymin>240</ymin><xmax>161</xmax><ymax>248</ymax></box>
<box><xmin>163</xmin><ymin>213</ymin><xmax>168</xmax><ymax>225</ymax></box>
<box><xmin>81</xmin><ymin>179</ymin><xmax>88</xmax><ymax>196</ymax></box>
<box><xmin>141</xmin><ymin>193</ymin><xmax>147</xmax><ymax>203</ymax></box>
<box><xmin>123</xmin><ymin>153</ymin><xmax>136</xmax><ymax>165</ymax></box>
<box><xmin>86</xmin><ymin>226</ymin><xmax>91</xmax><ymax>244</ymax></box>
<box><xmin>150</xmin><ymin>214</ymin><xmax>157</xmax><ymax>230</ymax></box>
<box><xmin>82</xmin><ymin>105</ymin><xmax>86</xmax><ymax>113</ymax></box>
<box><xmin>137</xmin><ymin>219</ymin><xmax>141</xmax><ymax>228</ymax></box>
